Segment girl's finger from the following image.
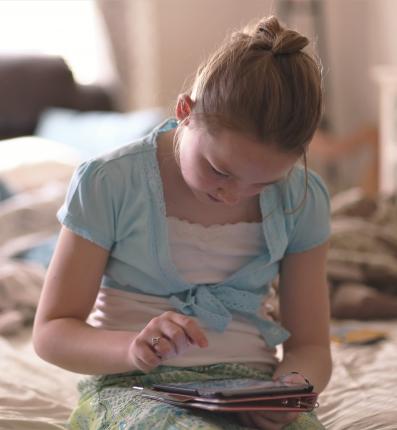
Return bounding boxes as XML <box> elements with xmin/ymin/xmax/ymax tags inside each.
<box><xmin>133</xmin><ymin>352</ymin><xmax>160</xmax><ymax>373</ymax></box>
<box><xmin>261</xmin><ymin>411</ymin><xmax>301</xmax><ymax>427</ymax></box>
<box><xmin>157</xmin><ymin>320</ymin><xmax>192</xmax><ymax>355</ymax></box>
<box><xmin>237</xmin><ymin>412</ymin><xmax>257</xmax><ymax>428</ymax></box>
<box><xmin>248</xmin><ymin>412</ymin><xmax>283</xmax><ymax>430</ymax></box>
<box><xmin>240</xmin><ymin>411</ymin><xmax>301</xmax><ymax>430</ymax></box>
<box><xmin>275</xmin><ymin>371</ymin><xmax>307</xmax><ymax>385</ymax></box>
<box><xmin>150</xmin><ymin>334</ymin><xmax>178</xmax><ymax>359</ymax></box>
<box><xmin>131</xmin><ymin>337</ymin><xmax>162</xmax><ymax>371</ymax></box>
<box><xmin>259</xmin><ymin>411</ymin><xmax>300</xmax><ymax>424</ymax></box>
<box><xmin>167</xmin><ymin>312</ymin><xmax>208</xmax><ymax>348</ymax></box>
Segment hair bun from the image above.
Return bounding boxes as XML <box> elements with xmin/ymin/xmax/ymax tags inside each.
<box><xmin>254</xmin><ymin>16</ymin><xmax>309</xmax><ymax>55</ymax></box>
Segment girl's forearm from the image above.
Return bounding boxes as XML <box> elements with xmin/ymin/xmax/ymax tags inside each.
<box><xmin>33</xmin><ymin>317</ymin><xmax>138</xmax><ymax>375</ymax></box>
<box><xmin>273</xmin><ymin>345</ymin><xmax>332</xmax><ymax>393</ymax></box>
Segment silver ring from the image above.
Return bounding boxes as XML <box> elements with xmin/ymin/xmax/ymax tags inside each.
<box><xmin>151</xmin><ymin>336</ymin><xmax>161</xmax><ymax>347</ymax></box>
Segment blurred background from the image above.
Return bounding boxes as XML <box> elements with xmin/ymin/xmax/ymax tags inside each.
<box><xmin>0</xmin><ymin>0</ymin><xmax>396</xmax><ymax>196</ymax></box>
<box><xmin>1</xmin><ymin>5</ymin><xmax>397</xmax><ymax>425</ymax></box>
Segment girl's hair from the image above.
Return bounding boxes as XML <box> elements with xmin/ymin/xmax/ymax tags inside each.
<box><xmin>185</xmin><ymin>15</ymin><xmax>323</xmax><ymax>156</ymax></box>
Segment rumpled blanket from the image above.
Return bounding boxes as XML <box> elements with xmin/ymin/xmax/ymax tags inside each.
<box><xmin>0</xmin><ymin>164</ymin><xmax>72</xmax><ymax>335</ymax></box>
<box><xmin>328</xmin><ymin>187</ymin><xmax>397</xmax><ymax>294</ymax></box>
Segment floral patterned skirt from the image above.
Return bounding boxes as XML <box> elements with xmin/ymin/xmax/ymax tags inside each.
<box><xmin>68</xmin><ymin>363</ymin><xmax>325</xmax><ymax>430</ymax></box>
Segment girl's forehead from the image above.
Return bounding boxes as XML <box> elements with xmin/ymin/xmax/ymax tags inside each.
<box><xmin>195</xmin><ymin>125</ymin><xmax>267</xmax><ymax>149</ymax></box>
<box><xmin>196</xmin><ymin>127</ymin><xmax>297</xmax><ymax>181</ymax></box>
<box><xmin>199</xmin><ymin>127</ymin><xmax>291</xmax><ymax>161</ymax></box>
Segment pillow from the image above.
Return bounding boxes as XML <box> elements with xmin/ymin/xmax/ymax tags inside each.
<box><xmin>0</xmin><ymin>136</ymin><xmax>79</xmax><ymax>191</ymax></box>
<box><xmin>0</xmin><ymin>136</ymin><xmax>80</xmax><ymax>170</ymax></box>
<box><xmin>35</xmin><ymin>107</ymin><xmax>166</xmax><ymax>159</ymax></box>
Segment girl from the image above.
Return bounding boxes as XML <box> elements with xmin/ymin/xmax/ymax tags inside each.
<box><xmin>33</xmin><ymin>16</ymin><xmax>332</xmax><ymax>430</ymax></box>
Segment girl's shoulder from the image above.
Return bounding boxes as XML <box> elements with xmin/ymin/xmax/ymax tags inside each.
<box><xmin>92</xmin><ymin>134</ymin><xmax>155</xmax><ymax>169</ymax></box>
<box><xmin>80</xmin><ymin>117</ymin><xmax>172</xmax><ymax>176</ymax></box>
<box><xmin>279</xmin><ymin>165</ymin><xmax>330</xmax><ymax>212</ymax></box>
<box><xmin>58</xmin><ymin>133</ymin><xmax>160</xmax><ymax>248</ymax></box>
<box><xmin>278</xmin><ymin>166</ymin><xmax>331</xmax><ymax>254</ymax></box>
<box><xmin>71</xmin><ymin>124</ymin><xmax>162</xmax><ymax>187</ymax></box>
<box><xmin>65</xmin><ymin>133</ymin><xmax>159</xmax><ymax>214</ymax></box>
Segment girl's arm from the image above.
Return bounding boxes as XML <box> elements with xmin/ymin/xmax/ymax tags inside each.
<box><xmin>274</xmin><ymin>241</ymin><xmax>332</xmax><ymax>393</ymax></box>
<box><xmin>33</xmin><ymin>226</ymin><xmax>136</xmax><ymax>374</ymax></box>
<box><xmin>238</xmin><ymin>244</ymin><xmax>331</xmax><ymax>430</ymax></box>
<box><xmin>33</xmin><ymin>227</ymin><xmax>207</xmax><ymax>375</ymax></box>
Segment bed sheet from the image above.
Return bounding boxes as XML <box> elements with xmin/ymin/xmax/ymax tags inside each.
<box><xmin>0</xmin><ymin>328</ymin><xmax>81</xmax><ymax>430</ymax></box>
<box><xmin>0</xmin><ymin>137</ymin><xmax>82</xmax><ymax>429</ymax></box>
<box><xmin>317</xmin><ymin>320</ymin><xmax>397</xmax><ymax>430</ymax></box>
<box><xmin>1</xmin><ymin>320</ymin><xmax>396</xmax><ymax>430</ymax></box>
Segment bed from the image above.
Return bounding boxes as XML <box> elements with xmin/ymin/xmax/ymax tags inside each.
<box><xmin>0</xmin><ymin>137</ymin><xmax>80</xmax><ymax>430</ymax></box>
<box><xmin>2</xmin><ymin>319</ymin><xmax>397</xmax><ymax>430</ymax></box>
<box><xmin>1</xmin><ymin>135</ymin><xmax>397</xmax><ymax>430</ymax></box>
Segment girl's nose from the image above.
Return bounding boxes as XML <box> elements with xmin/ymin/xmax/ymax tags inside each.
<box><xmin>216</xmin><ymin>187</ymin><xmax>240</xmax><ymax>205</ymax></box>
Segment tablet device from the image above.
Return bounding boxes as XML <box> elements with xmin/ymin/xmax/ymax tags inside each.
<box><xmin>152</xmin><ymin>378</ymin><xmax>313</xmax><ymax>398</ymax></box>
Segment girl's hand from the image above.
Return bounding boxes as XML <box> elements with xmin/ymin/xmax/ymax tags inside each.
<box><xmin>237</xmin><ymin>410</ymin><xmax>300</xmax><ymax>430</ymax></box>
<box><xmin>128</xmin><ymin>311</ymin><xmax>208</xmax><ymax>372</ymax></box>
<box><xmin>237</xmin><ymin>372</ymin><xmax>308</xmax><ymax>430</ymax></box>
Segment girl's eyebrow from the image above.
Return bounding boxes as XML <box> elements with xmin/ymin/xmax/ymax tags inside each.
<box><xmin>212</xmin><ymin>161</ymin><xmax>284</xmax><ymax>186</ymax></box>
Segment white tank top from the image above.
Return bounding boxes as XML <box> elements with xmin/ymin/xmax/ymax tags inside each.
<box><xmin>87</xmin><ymin>217</ymin><xmax>278</xmax><ymax>371</ymax></box>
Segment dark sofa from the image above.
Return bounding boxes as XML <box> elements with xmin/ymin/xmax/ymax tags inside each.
<box><xmin>0</xmin><ymin>54</ymin><xmax>114</xmax><ymax>140</ymax></box>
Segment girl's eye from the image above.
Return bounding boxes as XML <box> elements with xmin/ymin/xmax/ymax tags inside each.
<box><xmin>210</xmin><ymin>165</ymin><xmax>229</xmax><ymax>178</ymax></box>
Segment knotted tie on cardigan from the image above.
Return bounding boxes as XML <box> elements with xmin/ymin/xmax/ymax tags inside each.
<box><xmin>169</xmin><ymin>284</ymin><xmax>290</xmax><ymax>348</ymax></box>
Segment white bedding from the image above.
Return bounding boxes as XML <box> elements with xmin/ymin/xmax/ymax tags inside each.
<box><xmin>0</xmin><ymin>329</ymin><xmax>81</xmax><ymax>430</ymax></box>
<box><xmin>0</xmin><ymin>137</ymin><xmax>81</xmax><ymax>429</ymax></box>
<box><xmin>318</xmin><ymin>320</ymin><xmax>397</xmax><ymax>429</ymax></box>
<box><xmin>1</xmin><ymin>321</ymin><xmax>397</xmax><ymax>429</ymax></box>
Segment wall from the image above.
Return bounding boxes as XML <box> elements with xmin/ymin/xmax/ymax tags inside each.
<box><xmin>324</xmin><ymin>0</ymin><xmax>397</xmax><ymax>134</ymax></box>
<box><xmin>101</xmin><ymin>0</ymin><xmax>397</xmax><ymax>135</ymax></box>
<box><xmin>126</xmin><ymin>0</ymin><xmax>275</xmax><ymax>112</ymax></box>
<box><xmin>315</xmin><ymin>0</ymin><xmax>397</xmax><ymax>135</ymax></box>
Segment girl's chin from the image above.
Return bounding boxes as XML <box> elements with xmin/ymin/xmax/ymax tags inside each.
<box><xmin>190</xmin><ymin>189</ymin><xmax>221</xmax><ymax>204</ymax></box>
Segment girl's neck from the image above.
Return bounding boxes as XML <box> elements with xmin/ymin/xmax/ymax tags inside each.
<box><xmin>156</xmin><ymin>129</ymin><xmax>187</xmax><ymax>191</ymax></box>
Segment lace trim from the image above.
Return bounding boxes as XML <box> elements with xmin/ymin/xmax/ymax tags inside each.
<box><xmin>167</xmin><ymin>215</ymin><xmax>262</xmax><ymax>231</ymax></box>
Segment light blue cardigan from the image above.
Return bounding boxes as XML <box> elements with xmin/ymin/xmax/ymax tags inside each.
<box><xmin>57</xmin><ymin>119</ymin><xmax>331</xmax><ymax>348</ymax></box>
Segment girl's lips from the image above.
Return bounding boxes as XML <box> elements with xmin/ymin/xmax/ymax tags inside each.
<box><xmin>207</xmin><ymin>193</ymin><xmax>221</xmax><ymax>202</ymax></box>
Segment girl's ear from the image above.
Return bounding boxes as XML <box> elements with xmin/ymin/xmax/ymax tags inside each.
<box><xmin>175</xmin><ymin>94</ymin><xmax>194</xmax><ymax>122</ymax></box>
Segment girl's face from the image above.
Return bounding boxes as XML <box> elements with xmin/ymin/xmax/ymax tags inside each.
<box><xmin>177</xmin><ymin>125</ymin><xmax>299</xmax><ymax>206</ymax></box>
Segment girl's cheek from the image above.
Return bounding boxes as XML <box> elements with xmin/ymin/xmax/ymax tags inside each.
<box><xmin>191</xmin><ymin>165</ymin><xmax>216</xmax><ymax>189</ymax></box>
<box><xmin>181</xmin><ymin>165</ymin><xmax>211</xmax><ymax>191</ymax></box>
<box><xmin>193</xmin><ymin>174</ymin><xmax>214</xmax><ymax>191</ymax></box>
